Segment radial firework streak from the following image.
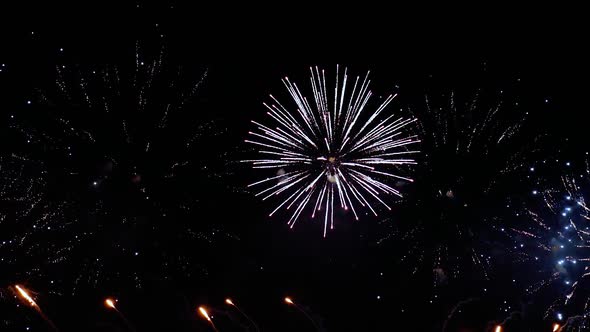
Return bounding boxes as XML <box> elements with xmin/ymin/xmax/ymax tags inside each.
<box><xmin>245</xmin><ymin>66</ymin><xmax>420</xmax><ymax>236</ymax></box>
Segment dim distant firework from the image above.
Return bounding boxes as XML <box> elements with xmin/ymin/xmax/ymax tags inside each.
<box><xmin>0</xmin><ymin>41</ymin><xmax>235</xmax><ymax>294</ymax></box>
<box><xmin>376</xmin><ymin>86</ymin><xmax>535</xmax><ymax>286</ymax></box>
<box><xmin>245</xmin><ymin>66</ymin><xmax>420</xmax><ymax>236</ymax></box>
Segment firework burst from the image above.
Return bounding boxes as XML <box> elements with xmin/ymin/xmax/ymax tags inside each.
<box><xmin>502</xmin><ymin>153</ymin><xmax>590</xmax><ymax>323</ymax></box>
<box><xmin>1</xmin><ymin>41</ymin><xmax>236</xmax><ymax>294</ymax></box>
<box><xmin>376</xmin><ymin>86</ymin><xmax>536</xmax><ymax>286</ymax></box>
<box><xmin>245</xmin><ymin>66</ymin><xmax>420</xmax><ymax>236</ymax></box>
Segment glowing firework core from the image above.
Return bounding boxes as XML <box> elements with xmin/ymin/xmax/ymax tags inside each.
<box><xmin>105</xmin><ymin>298</ymin><xmax>116</xmax><ymax>309</ymax></box>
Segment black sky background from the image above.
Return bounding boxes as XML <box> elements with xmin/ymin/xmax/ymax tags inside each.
<box><xmin>1</xmin><ymin>4</ymin><xmax>589</xmax><ymax>332</ymax></box>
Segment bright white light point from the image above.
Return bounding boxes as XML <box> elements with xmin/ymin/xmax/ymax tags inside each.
<box><xmin>530</xmin><ymin>167</ymin><xmax>535</xmax><ymax>171</ymax></box>
<box><xmin>558</xmin><ymin>260</ymin><xmax>565</xmax><ymax>265</ymax></box>
<box><xmin>557</xmin><ymin>313</ymin><xmax>563</xmax><ymax>320</ymax></box>
<box><xmin>562</xmin><ymin>212</ymin><xmax>567</xmax><ymax>217</ymax></box>
<box><xmin>565</xmin><ymin>281</ymin><xmax>570</xmax><ymax>285</ymax></box>
<box><xmin>134</xmin><ymin>252</ymin><xmax>138</xmax><ymax>256</ymax></box>
<box><xmin>566</xmin><ymin>162</ymin><xmax>571</xmax><ymax>166</ymax></box>
<box><xmin>566</xmin><ymin>207</ymin><xmax>571</xmax><ymax>211</ymax></box>
<box><xmin>567</xmin><ymin>196</ymin><xmax>572</xmax><ymax>200</ymax></box>
<box><xmin>377</xmin><ymin>295</ymin><xmax>381</xmax><ymax>300</ymax></box>
<box><xmin>560</xmin><ymin>245</ymin><xmax>564</xmax><ymax>248</ymax></box>
<box><xmin>27</xmin><ymin>100</ymin><xmax>31</xmax><ymax>104</ymax></box>
<box><xmin>105</xmin><ymin>298</ymin><xmax>116</xmax><ymax>309</ymax></box>
<box><xmin>520</xmin><ymin>244</ymin><xmax>524</xmax><ymax>248</ymax></box>
<box><xmin>573</xmin><ymin>260</ymin><xmax>577</xmax><ymax>264</ymax></box>
<box><xmin>532</xmin><ymin>190</ymin><xmax>538</xmax><ymax>195</ymax></box>
<box><xmin>93</xmin><ymin>181</ymin><xmax>98</xmax><ymax>186</ymax></box>
<box><xmin>59</xmin><ymin>48</ymin><xmax>63</xmax><ymax>52</ymax></box>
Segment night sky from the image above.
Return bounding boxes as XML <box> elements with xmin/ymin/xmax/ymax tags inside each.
<box><xmin>1</xmin><ymin>5</ymin><xmax>588</xmax><ymax>332</ymax></box>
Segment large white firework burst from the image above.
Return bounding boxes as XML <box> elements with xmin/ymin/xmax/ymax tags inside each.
<box><xmin>245</xmin><ymin>66</ymin><xmax>420</xmax><ymax>236</ymax></box>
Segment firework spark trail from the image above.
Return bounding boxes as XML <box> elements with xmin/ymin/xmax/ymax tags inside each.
<box><xmin>285</xmin><ymin>297</ymin><xmax>321</xmax><ymax>332</ymax></box>
<box><xmin>199</xmin><ymin>306</ymin><xmax>219</xmax><ymax>332</ymax></box>
<box><xmin>245</xmin><ymin>66</ymin><xmax>419</xmax><ymax>236</ymax></box>
<box><xmin>13</xmin><ymin>285</ymin><xmax>58</xmax><ymax>331</ymax></box>
<box><xmin>225</xmin><ymin>298</ymin><xmax>260</xmax><ymax>332</ymax></box>
<box><xmin>15</xmin><ymin>285</ymin><xmax>37</xmax><ymax>307</ymax></box>
<box><xmin>105</xmin><ymin>298</ymin><xmax>136</xmax><ymax>332</ymax></box>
